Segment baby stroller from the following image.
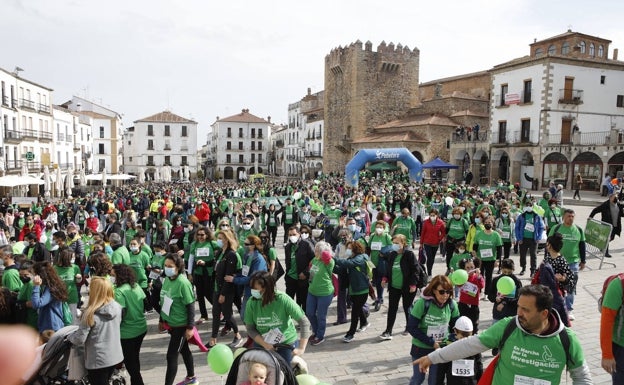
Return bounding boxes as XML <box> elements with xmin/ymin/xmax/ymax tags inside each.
<box><xmin>225</xmin><ymin>348</ymin><xmax>298</xmax><ymax>385</ymax></box>
<box><xmin>26</xmin><ymin>325</ymin><xmax>127</xmax><ymax>385</ymax></box>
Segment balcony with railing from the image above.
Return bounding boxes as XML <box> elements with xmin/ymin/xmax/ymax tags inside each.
<box><xmin>66</xmin><ymin>134</ymin><xmax>73</xmax><ymax>143</ymax></box>
<box><xmin>19</xmin><ymin>99</ymin><xmax>35</xmax><ymax>110</ymax></box>
<box><xmin>40</xmin><ymin>131</ymin><xmax>53</xmax><ymax>141</ymax></box>
<box><xmin>4</xmin><ymin>130</ymin><xmax>21</xmax><ymax>142</ymax></box>
<box><xmin>57</xmin><ymin>133</ymin><xmax>65</xmax><ymax>142</ymax></box>
<box><xmin>275</xmin><ymin>140</ymin><xmax>284</xmax><ymax>148</ymax></box>
<box><xmin>545</xmin><ymin>130</ymin><xmax>610</xmax><ymax>146</ymax></box>
<box><xmin>6</xmin><ymin>159</ymin><xmax>22</xmax><ymax>170</ymax></box>
<box><xmin>22</xmin><ymin>129</ymin><xmax>38</xmax><ymax>139</ymax></box>
<box><xmin>2</xmin><ymin>96</ymin><xmax>8</xmax><ymax>106</ymax></box>
<box><xmin>558</xmin><ymin>89</ymin><xmax>584</xmax><ymax>105</ymax></box>
<box><xmin>308</xmin><ymin>151</ymin><xmax>322</xmax><ymax>158</ymax></box>
<box><xmin>164</xmin><ymin>145</ymin><xmax>171</xmax><ymax>151</ymax></box>
<box><xmin>450</xmin><ymin>130</ymin><xmax>489</xmax><ymax>143</ymax></box>
<box><xmin>73</xmin><ymin>143</ymin><xmax>81</xmax><ymax>151</ymax></box>
<box><xmin>491</xmin><ymin>130</ymin><xmax>539</xmax><ymax>145</ymax></box>
<box><xmin>146</xmin><ymin>161</ymin><xmax>155</xmax><ymax>166</ymax></box>
<box><xmin>37</xmin><ymin>103</ymin><xmax>50</xmax><ymax>114</ymax></box>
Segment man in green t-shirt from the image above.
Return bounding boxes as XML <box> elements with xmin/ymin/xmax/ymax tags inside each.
<box><xmin>600</xmin><ymin>275</ymin><xmax>624</xmax><ymax>382</ymax></box>
<box><xmin>414</xmin><ymin>284</ymin><xmax>592</xmax><ymax>385</ymax></box>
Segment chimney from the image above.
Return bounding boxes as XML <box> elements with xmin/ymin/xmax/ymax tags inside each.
<box><xmin>614</xmin><ymin>48</ymin><xmax>619</xmax><ymax>61</ymax></box>
<box><xmin>307</xmin><ymin>88</ymin><xmax>311</xmax><ymax>96</ymax></box>
<box><xmin>267</xmin><ymin>116</ymin><xmax>271</xmax><ymax>123</ymax></box>
<box><xmin>216</xmin><ymin>116</ymin><xmax>219</xmax><ymax>121</ymax></box>
<box><xmin>76</xmin><ymin>103</ymin><xmax>82</xmax><ymax>112</ymax></box>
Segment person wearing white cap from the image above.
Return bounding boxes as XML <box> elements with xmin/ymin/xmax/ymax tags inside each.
<box><xmin>435</xmin><ymin>316</ymin><xmax>483</xmax><ymax>385</ymax></box>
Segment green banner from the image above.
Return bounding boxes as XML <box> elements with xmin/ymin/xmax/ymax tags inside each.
<box><xmin>585</xmin><ymin>218</ymin><xmax>613</xmax><ymax>252</ymax></box>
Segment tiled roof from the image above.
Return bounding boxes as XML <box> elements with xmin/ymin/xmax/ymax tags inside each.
<box><xmin>217</xmin><ymin>109</ymin><xmax>269</xmax><ymax>124</ymax></box>
<box><xmin>375</xmin><ymin>113</ymin><xmax>457</xmax><ymax>129</ymax></box>
<box><xmin>351</xmin><ymin>131</ymin><xmax>429</xmax><ymax>144</ymax></box>
<box><xmin>135</xmin><ymin>111</ymin><xmax>196</xmax><ymax>124</ymax></box>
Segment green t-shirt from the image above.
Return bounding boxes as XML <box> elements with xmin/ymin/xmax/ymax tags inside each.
<box><xmin>283</xmin><ymin>205</ymin><xmax>295</xmax><ymax>225</ymax></box>
<box><xmin>267</xmin><ymin>247</ymin><xmax>277</xmax><ymax>261</ymax></box>
<box><xmin>410</xmin><ymin>298</ymin><xmax>460</xmax><ymax>348</ymax></box>
<box><xmin>244</xmin><ymin>291</ymin><xmax>304</xmax><ymax>345</ymax></box>
<box><xmin>190</xmin><ymin>240</ymin><xmax>217</xmax><ymax>276</ymax></box>
<box><xmin>128</xmin><ymin>251</ymin><xmax>150</xmax><ymax>289</ymax></box>
<box><xmin>53</xmin><ymin>265</ymin><xmax>80</xmax><ymax>304</ymax></box>
<box><xmin>151</xmin><ymin>253</ymin><xmax>166</xmax><ymax>270</ymax></box>
<box><xmin>602</xmin><ymin>277</ymin><xmax>624</xmax><ymax>347</ymax></box>
<box><xmin>391</xmin><ymin>253</ymin><xmax>403</xmax><ymax>289</ymax></box>
<box><xmin>549</xmin><ymin>224</ymin><xmax>584</xmax><ymax>264</ymax></box>
<box><xmin>478</xmin><ymin>317</ymin><xmax>585</xmax><ymax>385</ymax></box>
<box><xmin>522</xmin><ymin>213</ymin><xmax>536</xmax><ymax>239</ymax></box>
<box><xmin>114</xmin><ymin>283</ymin><xmax>148</xmax><ymax>339</ymax></box>
<box><xmin>446</xmin><ymin>218</ymin><xmax>469</xmax><ymax>240</ymax></box>
<box><xmin>450</xmin><ymin>251</ymin><xmax>471</xmax><ymax>272</ymax></box>
<box><xmin>497</xmin><ymin>219</ymin><xmax>513</xmax><ymax>242</ymax></box>
<box><xmin>111</xmin><ymin>246</ymin><xmax>131</xmax><ymax>265</ymax></box>
<box><xmin>474</xmin><ymin>231</ymin><xmax>503</xmax><ymax>261</ymax></box>
<box><xmin>368</xmin><ymin>232</ymin><xmax>393</xmax><ymax>266</ymax></box>
<box><xmin>17</xmin><ymin>281</ymin><xmax>38</xmax><ymax>329</ymax></box>
<box><xmin>160</xmin><ymin>274</ymin><xmax>194</xmax><ymax>327</ymax></box>
<box><xmin>308</xmin><ymin>258</ymin><xmax>335</xmax><ymax>297</ymax></box>
<box><xmin>1</xmin><ymin>268</ymin><xmax>23</xmax><ymax>292</ymax></box>
<box><xmin>546</xmin><ymin>207</ymin><xmax>562</xmax><ymax>229</ymax></box>
<box><xmin>324</xmin><ymin>208</ymin><xmax>342</xmax><ymax>227</ymax></box>
<box><xmin>287</xmin><ymin>244</ymin><xmax>298</xmax><ymax>280</ymax></box>
<box><xmin>393</xmin><ymin>216</ymin><xmax>416</xmax><ymax>245</ymax></box>
<box><xmin>125</xmin><ymin>228</ymin><xmax>138</xmax><ymax>247</ymax></box>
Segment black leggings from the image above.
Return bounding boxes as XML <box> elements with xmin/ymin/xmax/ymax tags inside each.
<box><xmin>87</xmin><ymin>366</ymin><xmax>116</xmax><ymax>385</ymax></box>
<box><xmin>481</xmin><ymin>260</ymin><xmax>495</xmax><ymax>296</ymax></box>
<box><xmin>165</xmin><ymin>327</ymin><xmax>195</xmax><ymax>385</ymax></box>
<box><xmin>121</xmin><ymin>332</ymin><xmax>146</xmax><ymax>385</ymax></box>
<box><xmin>285</xmin><ymin>275</ymin><xmax>308</xmax><ymax>312</ymax></box>
<box><xmin>385</xmin><ymin>286</ymin><xmax>417</xmax><ymax>334</ymax></box>
<box><xmin>194</xmin><ymin>273</ymin><xmax>214</xmax><ymax>319</ymax></box>
<box><xmin>347</xmin><ymin>293</ymin><xmax>369</xmax><ymax>336</ymax></box>
<box><xmin>423</xmin><ymin>244</ymin><xmax>439</xmax><ymax>276</ymax></box>
<box><xmin>211</xmin><ymin>292</ymin><xmax>238</xmax><ymax>338</ymax></box>
<box><xmin>267</xmin><ymin>225</ymin><xmax>278</xmax><ymax>246</ymax></box>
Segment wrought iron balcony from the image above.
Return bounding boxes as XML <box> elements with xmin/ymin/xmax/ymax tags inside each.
<box><xmin>4</xmin><ymin>130</ymin><xmax>21</xmax><ymax>142</ymax></box>
<box><xmin>19</xmin><ymin>99</ymin><xmax>35</xmax><ymax>110</ymax></box>
<box><xmin>40</xmin><ymin>131</ymin><xmax>53</xmax><ymax>141</ymax></box>
<box><xmin>558</xmin><ymin>89</ymin><xmax>584</xmax><ymax>104</ymax></box>
<box><xmin>38</xmin><ymin>104</ymin><xmax>50</xmax><ymax>113</ymax></box>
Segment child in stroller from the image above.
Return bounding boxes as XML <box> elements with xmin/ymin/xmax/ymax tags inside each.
<box><xmin>225</xmin><ymin>348</ymin><xmax>298</xmax><ymax>385</ymax></box>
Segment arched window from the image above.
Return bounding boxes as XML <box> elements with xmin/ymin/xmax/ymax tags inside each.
<box><xmin>589</xmin><ymin>43</ymin><xmax>595</xmax><ymax>57</ymax></box>
<box><xmin>598</xmin><ymin>45</ymin><xmax>604</xmax><ymax>57</ymax></box>
<box><xmin>548</xmin><ymin>45</ymin><xmax>556</xmax><ymax>55</ymax></box>
<box><xmin>561</xmin><ymin>42</ymin><xmax>570</xmax><ymax>55</ymax></box>
<box><xmin>579</xmin><ymin>41</ymin><xmax>586</xmax><ymax>53</ymax></box>
<box><xmin>535</xmin><ymin>47</ymin><xmax>543</xmax><ymax>57</ymax></box>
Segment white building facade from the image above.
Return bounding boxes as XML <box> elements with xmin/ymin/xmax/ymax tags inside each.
<box><xmin>210</xmin><ymin>109</ymin><xmax>271</xmax><ymax>181</ymax></box>
<box><xmin>285</xmin><ymin>101</ymin><xmax>306</xmax><ymax>177</ymax></box>
<box><xmin>301</xmin><ymin>89</ymin><xmax>324</xmax><ymax>178</ymax></box>
<box><xmin>270</xmin><ymin>124</ymin><xmax>287</xmax><ymax>176</ymax></box>
<box><xmin>124</xmin><ymin>111</ymin><xmax>198</xmax><ymax>180</ymax></box>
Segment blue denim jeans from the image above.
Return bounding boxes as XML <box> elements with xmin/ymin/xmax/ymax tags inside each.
<box><xmin>565</xmin><ymin>262</ymin><xmax>579</xmax><ymax>311</ymax></box>
<box><xmin>306</xmin><ymin>293</ymin><xmax>333</xmax><ymax>339</ymax></box>
<box><xmin>410</xmin><ymin>347</ymin><xmax>437</xmax><ymax>385</ymax></box>
<box><xmin>253</xmin><ymin>340</ymin><xmax>299</xmax><ymax>364</ymax></box>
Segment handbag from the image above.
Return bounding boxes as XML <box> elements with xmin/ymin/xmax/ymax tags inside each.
<box><xmin>67</xmin><ymin>345</ymin><xmax>87</xmax><ymax>381</ymax></box>
<box><xmin>477</xmin><ymin>354</ymin><xmax>499</xmax><ymax>385</ymax></box>
<box><xmin>272</xmin><ymin>257</ymin><xmax>285</xmax><ymax>282</ymax></box>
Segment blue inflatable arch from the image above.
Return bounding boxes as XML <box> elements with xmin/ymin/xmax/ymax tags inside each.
<box><xmin>345</xmin><ymin>148</ymin><xmax>423</xmax><ymax>187</ymax></box>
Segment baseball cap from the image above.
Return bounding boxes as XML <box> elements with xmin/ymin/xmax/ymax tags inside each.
<box><xmin>454</xmin><ymin>316</ymin><xmax>473</xmax><ymax>332</ymax></box>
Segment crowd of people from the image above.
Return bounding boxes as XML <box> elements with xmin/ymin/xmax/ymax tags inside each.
<box><xmin>0</xmin><ymin>170</ymin><xmax>621</xmax><ymax>384</ymax></box>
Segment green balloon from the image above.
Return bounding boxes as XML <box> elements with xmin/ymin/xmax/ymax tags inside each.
<box><xmin>207</xmin><ymin>343</ymin><xmax>234</xmax><ymax>375</ymax></box>
<box><xmin>497</xmin><ymin>276</ymin><xmax>516</xmax><ymax>295</ymax></box>
<box><xmin>451</xmin><ymin>269</ymin><xmax>468</xmax><ymax>286</ymax></box>
<box><xmin>296</xmin><ymin>374</ymin><xmax>320</xmax><ymax>385</ymax></box>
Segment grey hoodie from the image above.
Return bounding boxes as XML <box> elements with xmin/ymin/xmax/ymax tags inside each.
<box><xmin>68</xmin><ymin>301</ymin><xmax>124</xmax><ymax>370</ymax></box>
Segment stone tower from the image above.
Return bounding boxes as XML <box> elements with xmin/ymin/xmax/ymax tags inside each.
<box><xmin>323</xmin><ymin>40</ymin><xmax>420</xmax><ymax>173</ymax></box>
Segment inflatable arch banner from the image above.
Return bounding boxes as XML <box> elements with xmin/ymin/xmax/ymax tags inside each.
<box><xmin>345</xmin><ymin>148</ymin><xmax>423</xmax><ymax>187</ymax></box>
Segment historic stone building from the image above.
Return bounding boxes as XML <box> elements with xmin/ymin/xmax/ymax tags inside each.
<box><xmin>323</xmin><ymin>40</ymin><xmax>420</xmax><ymax>173</ymax></box>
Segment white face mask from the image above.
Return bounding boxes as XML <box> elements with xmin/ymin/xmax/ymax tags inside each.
<box><xmin>430</xmin><ymin>215</ymin><xmax>437</xmax><ymax>221</ymax></box>
<box><xmin>301</xmin><ymin>233</ymin><xmax>309</xmax><ymax>240</ymax></box>
<box><xmin>242</xmin><ymin>224</ymin><xmax>252</xmax><ymax>230</ymax></box>
<box><xmin>458</xmin><ymin>248</ymin><xmax>466</xmax><ymax>253</ymax></box>
<box><xmin>453</xmin><ymin>214</ymin><xmax>461</xmax><ymax>220</ymax></box>
<box><xmin>375</xmin><ymin>228</ymin><xmax>384</xmax><ymax>235</ymax></box>
<box><xmin>289</xmin><ymin>235</ymin><xmax>299</xmax><ymax>244</ymax></box>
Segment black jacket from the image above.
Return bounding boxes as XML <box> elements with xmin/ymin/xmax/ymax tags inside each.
<box><xmin>284</xmin><ymin>239</ymin><xmax>314</xmax><ymax>280</ymax></box>
<box><xmin>384</xmin><ymin>249</ymin><xmax>419</xmax><ymax>290</ymax></box>
<box><xmin>590</xmin><ymin>199</ymin><xmax>624</xmax><ymax>237</ymax></box>
<box><xmin>23</xmin><ymin>242</ymin><xmax>50</xmax><ymax>263</ymax></box>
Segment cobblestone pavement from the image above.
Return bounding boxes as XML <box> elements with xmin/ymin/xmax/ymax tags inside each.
<box><xmin>126</xmin><ymin>191</ymin><xmax>619</xmax><ymax>384</ymax></box>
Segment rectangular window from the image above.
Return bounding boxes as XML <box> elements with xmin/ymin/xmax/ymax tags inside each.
<box><xmin>601</xmin><ymin>75</ymin><xmax>606</xmax><ymax>85</ymax></box>
<box><xmin>258</xmin><ymin>154</ymin><xmax>262</xmax><ymax>163</ymax></box>
<box><xmin>226</xmin><ymin>154</ymin><xmax>231</xmax><ymax>163</ymax></box>
<box><xmin>523</xmin><ymin>80</ymin><xmax>532</xmax><ymax>103</ymax></box>
<box><xmin>182</xmin><ymin>125</ymin><xmax>187</xmax><ymax>137</ymax></box>
<box><xmin>258</xmin><ymin>128</ymin><xmax>263</xmax><ymax>138</ymax></box>
<box><xmin>239</xmin><ymin>155</ymin><xmax>244</xmax><ymax>163</ymax></box>
<box><xmin>251</xmin><ymin>128</ymin><xmax>255</xmax><ymax>138</ymax></box>
<box><xmin>99</xmin><ymin>159</ymin><xmax>105</xmax><ymax>172</ymax></box>
<box><xmin>181</xmin><ymin>156</ymin><xmax>187</xmax><ymax>165</ymax></box>
<box><xmin>129</xmin><ymin>157</ymin><xmax>132</xmax><ymax>162</ymax></box>
<box><xmin>98</xmin><ymin>143</ymin><xmax>104</xmax><ymax>154</ymax></box>
<box><xmin>148</xmin><ymin>139</ymin><xmax>154</xmax><ymax>150</ymax></box>
<box><xmin>147</xmin><ymin>156</ymin><xmax>154</xmax><ymax>165</ymax></box>
<box><xmin>164</xmin><ymin>156</ymin><xmax>170</xmax><ymax>165</ymax></box>
<box><xmin>251</xmin><ymin>153</ymin><xmax>255</xmax><ymax>162</ymax></box>
<box><xmin>258</xmin><ymin>141</ymin><xmax>263</xmax><ymax>151</ymax></box>
<box><xmin>239</xmin><ymin>142</ymin><xmax>243</xmax><ymax>150</ymax></box>
<box><xmin>498</xmin><ymin>121</ymin><xmax>507</xmax><ymax>144</ymax></box>
<box><xmin>251</xmin><ymin>142</ymin><xmax>255</xmax><ymax>150</ymax></box>
<box><xmin>226</xmin><ymin>141</ymin><xmax>231</xmax><ymax>150</ymax></box>
<box><xmin>99</xmin><ymin>126</ymin><xmax>105</xmax><ymax>138</ymax></box>
<box><xmin>521</xmin><ymin>119</ymin><xmax>531</xmax><ymax>142</ymax></box>
<box><xmin>617</xmin><ymin>95</ymin><xmax>624</xmax><ymax>108</ymax></box>
<box><xmin>227</xmin><ymin>127</ymin><xmax>231</xmax><ymax>137</ymax></box>
<box><xmin>148</xmin><ymin>125</ymin><xmax>154</xmax><ymax>136</ymax></box>
<box><xmin>500</xmin><ymin>84</ymin><xmax>508</xmax><ymax>106</ymax></box>
<box><xmin>239</xmin><ymin>127</ymin><xmax>243</xmax><ymax>138</ymax></box>
<box><xmin>164</xmin><ymin>125</ymin><xmax>170</xmax><ymax>136</ymax></box>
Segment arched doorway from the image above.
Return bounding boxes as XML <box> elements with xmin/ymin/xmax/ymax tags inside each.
<box><xmin>542</xmin><ymin>152</ymin><xmax>569</xmax><ymax>188</ymax></box>
<box><xmin>572</xmin><ymin>151</ymin><xmax>602</xmax><ymax>191</ymax></box>
<box><xmin>236</xmin><ymin>167</ymin><xmax>246</xmax><ymax>181</ymax></box>
<box><xmin>223</xmin><ymin>166</ymin><xmax>234</xmax><ymax>180</ymax></box>
<box><xmin>607</xmin><ymin>152</ymin><xmax>624</xmax><ymax>178</ymax></box>
<box><xmin>411</xmin><ymin>151</ymin><xmax>424</xmax><ymax>163</ymax></box>
<box><xmin>490</xmin><ymin>150</ymin><xmax>508</xmax><ymax>185</ymax></box>
<box><xmin>513</xmin><ymin>150</ymin><xmax>534</xmax><ymax>190</ymax></box>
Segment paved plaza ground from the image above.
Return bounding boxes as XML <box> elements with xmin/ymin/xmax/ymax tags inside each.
<box><xmin>132</xmin><ymin>190</ymin><xmax>618</xmax><ymax>385</ymax></box>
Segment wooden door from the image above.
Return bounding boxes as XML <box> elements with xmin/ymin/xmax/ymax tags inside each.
<box><xmin>564</xmin><ymin>78</ymin><xmax>574</xmax><ymax>100</ymax></box>
<box><xmin>561</xmin><ymin>119</ymin><xmax>572</xmax><ymax>144</ymax></box>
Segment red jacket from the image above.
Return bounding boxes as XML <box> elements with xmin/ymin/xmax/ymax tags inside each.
<box><xmin>420</xmin><ymin>218</ymin><xmax>446</xmax><ymax>246</ymax></box>
<box><xmin>194</xmin><ymin>202</ymin><xmax>211</xmax><ymax>222</ymax></box>
<box><xmin>86</xmin><ymin>217</ymin><xmax>99</xmax><ymax>233</ymax></box>
<box><xmin>19</xmin><ymin>224</ymin><xmax>42</xmax><ymax>242</ymax></box>
<box><xmin>458</xmin><ymin>272</ymin><xmax>485</xmax><ymax>306</ymax></box>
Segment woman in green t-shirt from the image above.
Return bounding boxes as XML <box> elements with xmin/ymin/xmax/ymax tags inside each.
<box><xmin>305</xmin><ymin>241</ymin><xmax>335</xmax><ymax>346</ymax></box>
<box><xmin>245</xmin><ymin>271</ymin><xmax>310</xmax><ymax>365</ymax></box>
<box><xmin>112</xmin><ymin>263</ymin><xmax>147</xmax><ymax>385</ymax></box>
<box><xmin>53</xmin><ymin>249</ymin><xmax>81</xmax><ymax>323</ymax></box>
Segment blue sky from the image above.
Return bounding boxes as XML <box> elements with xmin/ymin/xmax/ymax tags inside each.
<box><xmin>3</xmin><ymin>0</ymin><xmax>623</xmax><ymax>146</ymax></box>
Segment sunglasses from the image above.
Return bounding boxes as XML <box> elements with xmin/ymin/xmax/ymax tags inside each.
<box><xmin>301</xmin><ymin>232</ymin><xmax>309</xmax><ymax>235</ymax></box>
<box><xmin>437</xmin><ymin>290</ymin><xmax>453</xmax><ymax>295</ymax></box>
<box><xmin>244</xmin><ymin>243</ymin><xmax>253</xmax><ymax>246</ymax></box>
<box><xmin>243</xmin><ymin>223</ymin><xmax>251</xmax><ymax>226</ymax></box>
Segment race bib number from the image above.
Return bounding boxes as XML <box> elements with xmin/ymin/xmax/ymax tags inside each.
<box><xmin>329</xmin><ymin>218</ymin><xmax>338</xmax><ymax>226</ymax></box>
<box><xmin>525</xmin><ymin>223</ymin><xmax>535</xmax><ymax>232</ymax></box>
<box><xmin>426</xmin><ymin>324</ymin><xmax>447</xmax><ymax>340</ymax></box>
<box><xmin>169</xmin><ymin>238</ymin><xmax>179</xmax><ymax>245</ymax></box>
<box><xmin>462</xmin><ymin>281</ymin><xmax>479</xmax><ymax>297</ymax></box>
<box><xmin>162</xmin><ymin>295</ymin><xmax>173</xmax><ymax>316</ymax></box>
<box><xmin>242</xmin><ymin>265</ymin><xmax>250</xmax><ymax>277</ymax></box>
<box><xmin>269</xmin><ymin>218</ymin><xmax>276</xmax><ymax>225</ymax></box>
<box><xmin>371</xmin><ymin>241</ymin><xmax>382</xmax><ymax>251</ymax></box>
<box><xmin>452</xmin><ymin>359</ymin><xmax>474</xmax><ymax>377</ymax></box>
<box><xmin>196</xmin><ymin>247</ymin><xmax>210</xmax><ymax>257</ymax></box>
<box><xmin>262</xmin><ymin>328</ymin><xmax>284</xmax><ymax>344</ymax></box>
<box><xmin>285</xmin><ymin>213</ymin><xmax>293</xmax><ymax>221</ymax></box>
<box><xmin>513</xmin><ymin>375</ymin><xmax>551</xmax><ymax>385</ymax></box>
<box><xmin>500</xmin><ymin>231</ymin><xmax>510</xmax><ymax>239</ymax></box>
<box><xmin>149</xmin><ymin>271</ymin><xmax>161</xmax><ymax>280</ymax></box>
<box><xmin>480</xmin><ymin>248</ymin><xmax>494</xmax><ymax>259</ymax></box>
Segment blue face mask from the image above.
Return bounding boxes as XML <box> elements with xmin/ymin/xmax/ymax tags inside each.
<box><xmin>391</xmin><ymin>243</ymin><xmax>401</xmax><ymax>252</ymax></box>
<box><xmin>347</xmin><ymin>224</ymin><xmax>357</xmax><ymax>232</ymax></box>
<box><xmin>216</xmin><ymin>239</ymin><xmax>224</xmax><ymax>248</ymax></box>
<box><xmin>250</xmin><ymin>289</ymin><xmax>262</xmax><ymax>299</ymax></box>
<box><xmin>475</xmin><ymin>218</ymin><xmax>481</xmax><ymax>224</ymax></box>
<box><xmin>164</xmin><ymin>267</ymin><xmax>176</xmax><ymax>277</ymax></box>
